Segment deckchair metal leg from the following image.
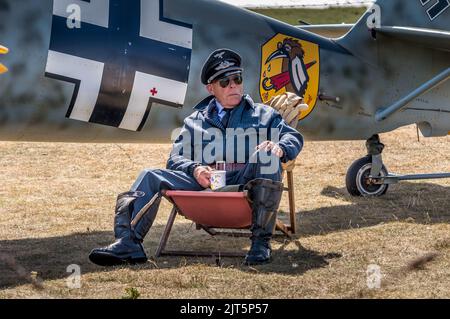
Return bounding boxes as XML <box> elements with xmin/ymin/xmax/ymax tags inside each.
<box><xmin>156</xmin><ymin>206</ymin><xmax>247</xmax><ymax>258</ymax></box>
<box><xmin>198</xmin><ymin>224</ymin><xmax>251</xmax><ymax>238</ymax></box>
<box><xmin>274</xmin><ymin>169</ymin><xmax>297</xmax><ymax>237</ymax></box>
<box><xmin>158</xmin><ymin>178</ymin><xmax>298</xmax><ymax>258</ymax></box>
<box><xmin>158</xmin><ymin>250</ymin><xmax>246</xmax><ymax>258</ymax></box>
<box><xmin>275</xmin><ymin>220</ymin><xmax>292</xmax><ymax>238</ymax></box>
<box><xmin>155</xmin><ymin>206</ymin><xmax>178</xmax><ymax>257</ymax></box>
<box><xmin>287</xmin><ymin>170</ymin><xmax>296</xmax><ymax>234</ymax></box>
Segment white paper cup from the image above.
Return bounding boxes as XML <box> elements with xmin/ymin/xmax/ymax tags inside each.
<box><xmin>210</xmin><ymin>170</ymin><xmax>226</xmax><ymax>190</ymax></box>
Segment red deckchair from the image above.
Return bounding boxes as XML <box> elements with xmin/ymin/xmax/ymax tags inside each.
<box><xmin>155</xmin><ymin>164</ymin><xmax>297</xmax><ymax>258</ymax></box>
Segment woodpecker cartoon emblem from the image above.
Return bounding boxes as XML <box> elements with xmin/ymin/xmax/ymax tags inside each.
<box><xmin>260</xmin><ymin>34</ymin><xmax>320</xmax><ymax>121</ymax></box>
<box><xmin>0</xmin><ymin>45</ymin><xmax>8</xmax><ymax>74</ymax></box>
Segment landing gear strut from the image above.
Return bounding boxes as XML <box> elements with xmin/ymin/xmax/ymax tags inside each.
<box><xmin>346</xmin><ymin>135</ymin><xmax>389</xmax><ymax>197</ymax></box>
<box><xmin>346</xmin><ymin>134</ymin><xmax>450</xmax><ymax>197</ymax></box>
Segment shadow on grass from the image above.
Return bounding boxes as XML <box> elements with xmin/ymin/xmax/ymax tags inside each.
<box><xmin>150</xmin><ymin>234</ymin><xmax>342</xmax><ymax>276</ymax></box>
<box><xmin>1</xmin><ymin>181</ymin><xmax>447</xmax><ymax>288</ymax></box>
<box><xmin>238</xmin><ymin>240</ymin><xmax>342</xmax><ymax>275</ymax></box>
<box><xmin>0</xmin><ymin>231</ymin><xmax>111</xmax><ymax>289</ymax></box>
<box><xmin>290</xmin><ymin>181</ymin><xmax>450</xmax><ymax>237</ymax></box>
<box><xmin>0</xmin><ymin>226</ymin><xmax>337</xmax><ymax>289</ymax></box>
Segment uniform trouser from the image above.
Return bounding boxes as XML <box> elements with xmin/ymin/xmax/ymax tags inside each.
<box><xmin>129</xmin><ymin>152</ymin><xmax>282</xmax><ymax>240</ymax></box>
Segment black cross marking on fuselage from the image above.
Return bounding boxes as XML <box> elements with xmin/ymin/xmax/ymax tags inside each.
<box><xmin>48</xmin><ymin>0</ymin><xmax>191</xmax><ymax>128</ymax></box>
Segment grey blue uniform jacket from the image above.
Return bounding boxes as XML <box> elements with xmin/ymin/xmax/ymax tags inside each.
<box><xmin>166</xmin><ymin>94</ymin><xmax>304</xmax><ymax>176</ymax></box>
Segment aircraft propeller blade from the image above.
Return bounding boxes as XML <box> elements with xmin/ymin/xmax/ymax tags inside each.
<box><xmin>0</xmin><ymin>45</ymin><xmax>8</xmax><ymax>74</ymax></box>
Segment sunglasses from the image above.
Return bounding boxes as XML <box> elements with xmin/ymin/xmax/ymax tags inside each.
<box><xmin>218</xmin><ymin>74</ymin><xmax>243</xmax><ymax>88</ymax></box>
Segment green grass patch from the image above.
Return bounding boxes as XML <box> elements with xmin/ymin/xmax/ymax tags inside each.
<box><xmin>122</xmin><ymin>287</ymin><xmax>141</xmax><ymax>299</ymax></box>
<box><xmin>250</xmin><ymin>7</ymin><xmax>367</xmax><ymax>25</ymax></box>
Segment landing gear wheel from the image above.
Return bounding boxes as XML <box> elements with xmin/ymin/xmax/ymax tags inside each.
<box><xmin>346</xmin><ymin>156</ymin><xmax>389</xmax><ymax>197</ymax></box>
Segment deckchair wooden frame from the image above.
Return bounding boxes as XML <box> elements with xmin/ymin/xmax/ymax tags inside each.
<box><xmin>154</xmin><ymin>168</ymin><xmax>297</xmax><ymax>258</ymax></box>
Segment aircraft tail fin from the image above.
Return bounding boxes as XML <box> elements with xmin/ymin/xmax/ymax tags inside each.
<box><xmin>371</xmin><ymin>0</ymin><xmax>450</xmax><ymax>30</ymax></box>
<box><xmin>338</xmin><ymin>0</ymin><xmax>450</xmax><ymax>59</ymax></box>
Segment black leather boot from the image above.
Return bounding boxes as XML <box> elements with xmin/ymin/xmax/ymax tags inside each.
<box><xmin>89</xmin><ymin>191</ymin><xmax>160</xmax><ymax>266</ymax></box>
<box><xmin>244</xmin><ymin>178</ymin><xmax>283</xmax><ymax>265</ymax></box>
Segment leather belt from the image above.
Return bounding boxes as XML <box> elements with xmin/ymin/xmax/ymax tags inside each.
<box><xmin>208</xmin><ymin>163</ymin><xmax>246</xmax><ymax>172</ymax></box>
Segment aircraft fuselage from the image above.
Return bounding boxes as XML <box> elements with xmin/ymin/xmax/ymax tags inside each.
<box><xmin>0</xmin><ymin>0</ymin><xmax>448</xmax><ymax>142</ymax></box>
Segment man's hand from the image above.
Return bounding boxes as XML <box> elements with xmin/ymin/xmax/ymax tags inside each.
<box><xmin>256</xmin><ymin>141</ymin><xmax>284</xmax><ymax>158</ymax></box>
<box><xmin>193</xmin><ymin>166</ymin><xmax>212</xmax><ymax>188</ymax></box>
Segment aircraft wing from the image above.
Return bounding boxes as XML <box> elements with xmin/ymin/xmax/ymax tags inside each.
<box><xmin>297</xmin><ymin>24</ymin><xmax>354</xmax><ymax>38</ymax></box>
<box><xmin>0</xmin><ymin>0</ymin><xmax>345</xmax><ymax>142</ymax></box>
<box><xmin>374</xmin><ymin>26</ymin><xmax>450</xmax><ymax>52</ymax></box>
<box><xmin>299</xmin><ymin>24</ymin><xmax>450</xmax><ymax>51</ymax></box>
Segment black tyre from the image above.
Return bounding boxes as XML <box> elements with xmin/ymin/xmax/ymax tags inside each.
<box><xmin>346</xmin><ymin>156</ymin><xmax>389</xmax><ymax>197</ymax></box>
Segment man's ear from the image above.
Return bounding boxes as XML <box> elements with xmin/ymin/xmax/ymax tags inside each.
<box><xmin>206</xmin><ymin>84</ymin><xmax>214</xmax><ymax>95</ymax></box>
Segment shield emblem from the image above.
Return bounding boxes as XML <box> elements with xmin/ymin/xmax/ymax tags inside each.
<box><xmin>260</xmin><ymin>33</ymin><xmax>320</xmax><ymax>121</ymax></box>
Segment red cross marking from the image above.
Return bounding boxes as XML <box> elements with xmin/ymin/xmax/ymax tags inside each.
<box><xmin>150</xmin><ymin>88</ymin><xmax>158</xmax><ymax>96</ymax></box>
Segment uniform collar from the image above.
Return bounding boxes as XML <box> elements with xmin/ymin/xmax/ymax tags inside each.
<box><xmin>193</xmin><ymin>94</ymin><xmax>255</xmax><ymax>112</ymax></box>
<box><xmin>215</xmin><ymin>100</ymin><xmax>225</xmax><ymax>115</ymax></box>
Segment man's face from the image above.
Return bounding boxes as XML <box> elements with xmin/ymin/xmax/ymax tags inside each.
<box><xmin>206</xmin><ymin>74</ymin><xmax>244</xmax><ymax>108</ymax></box>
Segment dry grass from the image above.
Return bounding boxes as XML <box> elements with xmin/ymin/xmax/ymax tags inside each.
<box><xmin>0</xmin><ymin>125</ymin><xmax>449</xmax><ymax>299</ymax></box>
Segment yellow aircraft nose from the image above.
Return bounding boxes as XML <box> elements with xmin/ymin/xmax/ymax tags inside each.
<box><xmin>0</xmin><ymin>45</ymin><xmax>9</xmax><ymax>74</ymax></box>
<box><xmin>0</xmin><ymin>45</ymin><xmax>8</xmax><ymax>54</ymax></box>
